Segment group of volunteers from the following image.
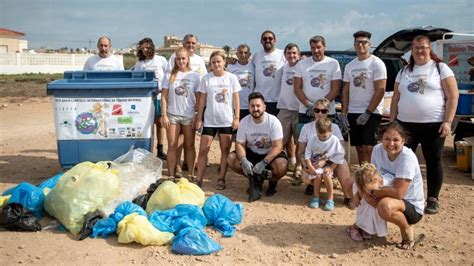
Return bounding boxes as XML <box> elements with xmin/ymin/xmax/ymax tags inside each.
<box><xmin>83</xmin><ymin>30</ymin><xmax>459</xmax><ymax>250</ymax></box>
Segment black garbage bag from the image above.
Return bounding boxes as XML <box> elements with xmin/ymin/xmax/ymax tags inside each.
<box><xmin>132</xmin><ymin>179</ymin><xmax>166</xmax><ymax>209</ymax></box>
<box><xmin>78</xmin><ymin>210</ymin><xmax>104</xmax><ymax>240</ymax></box>
<box><xmin>0</xmin><ymin>203</ymin><xmax>41</xmax><ymax>231</ymax></box>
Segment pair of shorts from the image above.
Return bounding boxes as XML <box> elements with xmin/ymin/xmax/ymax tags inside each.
<box><xmin>239</xmin><ymin>109</ymin><xmax>250</xmax><ymax>121</ymax></box>
<box><xmin>347</xmin><ymin>113</ymin><xmax>381</xmax><ymax>146</ymax></box>
<box><xmin>265</xmin><ymin>102</ymin><xmax>279</xmax><ymax>116</ymax></box>
<box><xmin>403</xmin><ymin>199</ymin><xmax>423</xmax><ymax>225</ymax></box>
<box><xmin>202</xmin><ymin>126</ymin><xmax>233</xmax><ymax>137</ymax></box>
<box><xmin>167</xmin><ymin>112</ymin><xmax>193</xmax><ymax>126</ymax></box>
<box><xmin>277</xmin><ymin>109</ymin><xmax>299</xmax><ymax>146</ymax></box>
<box><xmin>155</xmin><ymin>98</ymin><xmax>162</xmax><ymax>117</ymax></box>
<box><xmin>234</xmin><ymin>148</ymin><xmax>288</xmax><ymax>169</ymax></box>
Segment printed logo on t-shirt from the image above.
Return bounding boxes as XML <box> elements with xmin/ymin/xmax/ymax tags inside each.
<box><xmin>253</xmin><ymin>136</ymin><xmax>272</xmax><ymax>149</ymax></box>
<box><xmin>215</xmin><ymin>88</ymin><xmax>229</xmax><ymax>104</ymax></box>
<box><xmin>262</xmin><ymin>62</ymin><xmax>277</xmax><ymax>78</ymax></box>
<box><xmin>285</xmin><ymin>70</ymin><xmax>296</xmax><ymax>85</ymax></box>
<box><xmin>310</xmin><ymin>150</ymin><xmax>328</xmax><ymax>167</ymax></box>
<box><xmin>407</xmin><ymin>78</ymin><xmax>426</xmax><ymax>95</ymax></box>
<box><xmin>174</xmin><ymin>81</ymin><xmax>190</xmax><ymax>97</ymax></box>
<box><xmin>310</xmin><ymin>73</ymin><xmax>327</xmax><ymax>89</ymax></box>
<box><xmin>351</xmin><ymin>69</ymin><xmax>368</xmax><ymax>89</ymax></box>
<box><xmin>380</xmin><ymin>166</ymin><xmax>395</xmax><ymax>181</ymax></box>
<box><xmin>239</xmin><ymin>73</ymin><xmax>251</xmax><ymax>87</ymax></box>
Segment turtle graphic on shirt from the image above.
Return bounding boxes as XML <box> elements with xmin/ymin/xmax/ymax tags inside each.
<box><xmin>254</xmin><ymin>137</ymin><xmax>272</xmax><ymax>149</ymax></box>
<box><xmin>310</xmin><ymin>73</ymin><xmax>326</xmax><ymax>89</ymax></box>
<box><xmin>175</xmin><ymin>82</ymin><xmax>189</xmax><ymax>97</ymax></box>
<box><xmin>215</xmin><ymin>88</ymin><xmax>229</xmax><ymax>104</ymax></box>
<box><xmin>263</xmin><ymin>64</ymin><xmax>276</xmax><ymax>78</ymax></box>
<box><xmin>353</xmin><ymin>72</ymin><xmax>368</xmax><ymax>88</ymax></box>
<box><xmin>239</xmin><ymin>73</ymin><xmax>250</xmax><ymax>87</ymax></box>
<box><xmin>310</xmin><ymin>150</ymin><xmax>329</xmax><ymax>168</ymax></box>
<box><xmin>407</xmin><ymin>78</ymin><xmax>425</xmax><ymax>95</ymax></box>
<box><xmin>286</xmin><ymin>76</ymin><xmax>294</xmax><ymax>85</ymax></box>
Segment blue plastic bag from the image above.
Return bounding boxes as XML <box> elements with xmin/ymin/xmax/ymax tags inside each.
<box><xmin>91</xmin><ymin>201</ymin><xmax>146</xmax><ymax>238</ymax></box>
<box><xmin>203</xmin><ymin>194</ymin><xmax>243</xmax><ymax>237</ymax></box>
<box><xmin>2</xmin><ymin>182</ymin><xmax>45</xmax><ymax>218</ymax></box>
<box><xmin>38</xmin><ymin>173</ymin><xmax>64</xmax><ymax>190</ymax></box>
<box><xmin>171</xmin><ymin>227</ymin><xmax>222</xmax><ymax>255</ymax></box>
<box><xmin>148</xmin><ymin>204</ymin><xmax>207</xmax><ymax>234</ymax></box>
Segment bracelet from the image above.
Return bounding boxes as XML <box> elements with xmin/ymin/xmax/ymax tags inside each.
<box><xmin>365</xmin><ymin>109</ymin><xmax>372</xmax><ymax>114</ymax></box>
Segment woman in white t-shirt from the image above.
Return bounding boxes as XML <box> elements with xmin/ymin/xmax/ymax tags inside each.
<box><xmin>364</xmin><ymin>122</ymin><xmax>425</xmax><ymax>250</ymax></box>
<box><xmin>297</xmin><ymin>98</ymin><xmax>354</xmax><ymax>209</ymax></box>
<box><xmin>161</xmin><ymin>47</ymin><xmax>201</xmax><ymax>180</ymax></box>
<box><xmin>390</xmin><ymin>35</ymin><xmax>459</xmax><ymax>215</ymax></box>
<box><xmin>194</xmin><ymin>51</ymin><xmax>241</xmax><ymax>189</ymax></box>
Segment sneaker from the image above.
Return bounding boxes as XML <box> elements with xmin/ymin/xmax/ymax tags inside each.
<box><xmin>424</xmin><ymin>197</ymin><xmax>439</xmax><ymax>214</ymax></box>
<box><xmin>304</xmin><ymin>185</ymin><xmax>314</xmax><ymax>195</ymax></box>
<box><xmin>157</xmin><ymin>151</ymin><xmax>167</xmax><ymax>160</ymax></box>
<box><xmin>324</xmin><ymin>199</ymin><xmax>335</xmax><ymax>211</ymax></box>
<box><xmin>309</xmin><ymin>197</ymin><xmax>320</xmax><ymax>208</ymax></box>
<box><xmin>266</xmin><ymin>181</ymin><xmax>278</xmax><ymax>196</ymax></box>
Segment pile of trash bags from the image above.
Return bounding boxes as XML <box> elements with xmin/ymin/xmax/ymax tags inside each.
<box><xmin>0</xmin><ymin>148</ymin><xmax>243</xmax><ymax>256</ymax></box>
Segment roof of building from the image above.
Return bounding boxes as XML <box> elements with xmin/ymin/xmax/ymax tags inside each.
<box><xmin>0</xmin><ymin>28</ymin><xmax>25</xmax><ymax>37</ymax></box>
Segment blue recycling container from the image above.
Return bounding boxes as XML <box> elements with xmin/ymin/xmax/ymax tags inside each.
<box><xmin>456</xmin><ymin>84</ymin><xmax>473</xmax><ymax>115</ymax></box>
<box><xmin>47</xmin><ymin>71</ymin><xmax>158</xmax><ymax>168</ymax></box>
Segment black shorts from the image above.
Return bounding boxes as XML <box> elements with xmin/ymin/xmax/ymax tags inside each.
<box><xmin>403</xmin><ymin>199</ymin><xmax>423</xmax><ymax>225</ymax></box>
<box><xmin>202</xmin><ymin>126</ymin><xmax>233</xmax><ymax>137</ymax></box>
<box><xmin>239</xmin><ymin>109</ymin><xmax>250</xmax><ymax>121</ymax></box>
<box><xmin>265</xmin><ymin>102</ymin><xmax>279</xmax><ymax>116</ymax></box>
<box><xmin>347</xmin><ymin>113</ymin><xmax>381</xmax><ymax>146</ymax></box>
<box><xmin>235</xmin><ymin>148</ymin><xmax>288</xmax><ymax>168</ymax></box>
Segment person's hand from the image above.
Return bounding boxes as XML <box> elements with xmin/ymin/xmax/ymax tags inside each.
<box><xmin>161</xmin><ymin>115</ymin><xmax>170</xmax><ymax>129</ymax></box>
<box><xmin>193</xmin><ymin>116</ymin><xmax>202</xmax><ymax>130</ymax></box>
<box><xmin>305</xmin><ymin>164</ymin><xmax>317</xmax><ymax>176</ymax></box>
<box><xmin>356</xmin><ymin>111</ymin><xmax>371</xmax><ymax>125</ymax></box>
<box><xmin>365</xmin><ymin>193</ymin><xmax>378</xmax><ymax>207</ymax></box>
<box><xmin>322</xmin><ymin>166</ymin><xmax>333</xmax><ymax>178</ymax></box>
<box><xmin>353</xmin><ymin>192</ymin><xmax>361</xmax><ymax>207</ymax></box>
<box><xmin>253</xmin><ymin>159</ymin><xmax>268</xmax><ymax>175</ymax></box>
<box><xmin>240</xmin><ymin>157</ymin><xmax>254</xmax><ymax>176</ymax></box>
<box><xmin>336</xmin><ymin>113</ymin><xmax>350</xmax><ymax>132</ymax></box>
<box><xmin>232</xmin><ymin>117</ymin><xmax>239</xmax><ymax>130</ymax></box>
<box><xmin>305</xmin><ymin>101</ymin><xmax>315</xmax><ymax>117</ymax></box>
<box><xmin>439</xmin><ymin>121</ymin><xmax>452</xmax><ymax>137</ymax></box>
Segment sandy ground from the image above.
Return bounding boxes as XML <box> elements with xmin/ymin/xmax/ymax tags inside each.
<box><xmin>0</xmin><ymin>81</ymin><xmax>473</xmax><ymax>265</ymax></box>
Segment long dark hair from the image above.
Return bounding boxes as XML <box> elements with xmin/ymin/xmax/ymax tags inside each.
<box><xmin>136</xmin><ymin>37</ymin><xmax>155</xmax><ymax>61</ymax></box>
<box><xmin>407</xmin><ymin>35</ymin><xmax>443</xmax><ymax>72</ymax></box>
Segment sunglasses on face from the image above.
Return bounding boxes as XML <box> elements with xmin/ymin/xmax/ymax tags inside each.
<box><xmin>313</xmin><ymin>108</ymin><xmax>328</xmax><ymax>114</ymax></box>
<box><xmin>354</xmin><ymin>40</ymin><xmax>370</xmax><ymax>46</ymax></box>
<box><xmin>262</xmin><ymin>37</ymin><xmax>274</xmax><ymax>42</ymax></box>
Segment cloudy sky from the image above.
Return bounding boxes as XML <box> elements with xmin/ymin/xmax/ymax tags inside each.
<box><xmin>1</xmin><ymin>0</ymin><xmax>473</xmax><ymax>52</ymax></box>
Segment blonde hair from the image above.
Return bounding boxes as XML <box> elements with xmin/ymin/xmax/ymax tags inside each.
<box><xmin>170</xmin><ymin>47</ymin><xmax>190</xmax><ymax>83</ymax></box>
<box><xmin>315</xmin><ymin>117</ymin><xmax>332</xmax><ymax>133</ymax></box>
<box><xmin>354</xmin><ymin>163</ymin><xmax>380</xmax><ymax>196</ymax></box>
<box><xmin>314</xmin><ymin>98</ymin><xmax>330</xmax><ymax>110</ymax></box>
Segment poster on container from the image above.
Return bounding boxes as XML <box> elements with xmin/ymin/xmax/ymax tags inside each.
<box><xmin>53</xmin><ymin>97</ymin><xmax>154</xmax><ymax>140</ymax></box>
<box><xmin>442</xmin><ymin>41</ymin><xmax>474</xmax><ymax>85</ymax></box>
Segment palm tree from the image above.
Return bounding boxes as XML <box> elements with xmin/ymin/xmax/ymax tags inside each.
<box><xmin>222</xmin><ymin>45</ymin><xmax>231</xmax><ymax>66</ymax></box>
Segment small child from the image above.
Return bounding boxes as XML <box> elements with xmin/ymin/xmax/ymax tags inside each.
<box><xmin>303</xmin><ymin>118</ymin><xmax>345</xmax><ymax>211</ymax></box>
<box><xmin>347</xmin><ymin>163</ymin><xmax>391</xmax><ymax>241</ymax></box>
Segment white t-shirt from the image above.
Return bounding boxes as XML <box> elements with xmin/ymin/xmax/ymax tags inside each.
<box><xmin>343</xmin><ymin>55</ymin><xmax>387</xmax><ymax>114</ymax></box>
<box><xmin>304</xmin><ymin>134</ymin><xmax>345</xmax><ymax>164</ymax></box>
<box><xmin>251</xmin><ymin>49</ymin><xmax>286</xmax><ymax>102</ymax></box>
<box><xmin>371</xmin><ymin>144</ymin><xmax>425</xmax><ymax>215</ymax></box>
<box><xmin>395</xmin><ymin>60</ymin><xmax>454</xmax><ymax>123</ymax></box>
<box><xmin>294</xmin><ymin>56</ymin><xmax>342</xmax><ymax>115</ymax></box>
<box><xmin>298</xmin><ymin>122</ymin><xmax>343</xmax><ymax>143</ymax></box>
<box><xmin>133</xmin><ymin>55</ymin><xmax>167</xmax><ymax>87</ymax></box>
<box><xmin>277</xmin><ymin>63</ymin><xmax>300</xmax><ymax>111</ymax></box>
<box><xmin>237</xmin><ymin>112</ymin><xmax>283</xmax><ymax>155</ymax></box>
<box><xmin>83</xmin><ymin>54</ymin><xmax>124</xmax><ymax>71</ymax></box>
<box><xmin>198</xmin><ymin>71</ymin><xmax>242</xmax><ymax>127</ymax></box>
<box><xmin>167</xmin><ymin>53</ymin><xmax>208</xmax><ymax>77</ymax></box>
<box><xmin>161</xmin><ymin>71</ymin><xmax>201</xmax><ymax>118</ymax></box>
<box><xmin>227</xmin><ymin>62</ymin><xmax>255</xmax><ymax>109</ymax></box>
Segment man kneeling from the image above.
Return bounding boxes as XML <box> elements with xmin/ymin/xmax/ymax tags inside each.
<box><xmin>227</xmin><ymin>92</ymin><xmax>288</xmax><ymax>202</ymax></box>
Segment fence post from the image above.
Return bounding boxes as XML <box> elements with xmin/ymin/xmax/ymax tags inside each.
<box><xmin>16</xmin><ymin>53</ymin><xmax>21</xmax><ymax>65</ymax></box>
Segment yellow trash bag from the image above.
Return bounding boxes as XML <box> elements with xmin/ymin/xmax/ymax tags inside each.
<box><xmin>146</xmin><ymin>178</ymin><xmax>205</xmax><ymax>213</ymax></box>
<box><xmin>117</xmin><ymin>213</ymin><xmax>174</xmax><ymax>246</ymax></box>
<box><xmin>0</xmin><ymin>195</ymin><xmax>11</xmax><ymax>207</ymax></box>
<box><xmin>44</xmin><ymin>161</ymin><xmax>120</xmax><ymax>235</ymax></box>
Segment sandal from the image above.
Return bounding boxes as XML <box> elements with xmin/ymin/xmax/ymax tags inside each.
<box><xmin>397</xmin><ymin>234</ymin><xmax>425</xmax><ymax>250</ymax></box>
<box><xmin>216</xmin><ymin>178</ymin><xmax>226</xmax><ymax>190</ymax></box>
<box><xmin>191</xmin><ymin>177</ymin><xmax>203</xmax><ymax>188</ymax></box>
<box><xmin>360</xmin><ymin>229</ymin><xmax>373</xmax><ymax>240</ymax></box>
<box><xmin>346</xmin><ymin>226</ymin><xmax>363</xmax><ymax>241</ymax></box>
